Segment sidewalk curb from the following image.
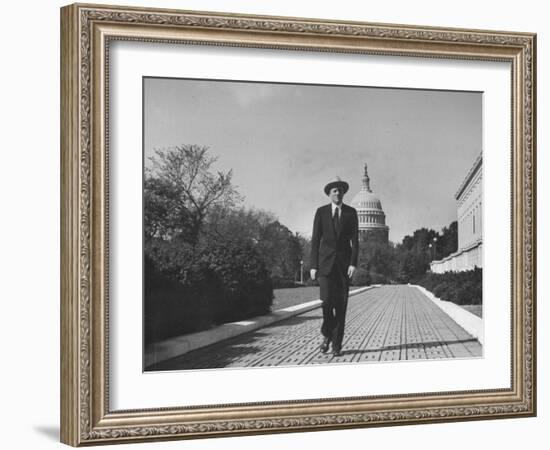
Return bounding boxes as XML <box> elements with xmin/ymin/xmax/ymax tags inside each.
<box><xmin>145</xmin><ymin>285</ymin><xmax>380</xmax><ymax>368</ymax></box>
<box><xmin>412</xmin><ymin>284</ymin><xmax>484</xmax><ymax>346</ymax></box>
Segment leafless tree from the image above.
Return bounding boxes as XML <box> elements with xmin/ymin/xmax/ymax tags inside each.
<box><xmin>145</xmin><ymin>144</ymin><xmax>242</xmax><ymax>245</ymax></box>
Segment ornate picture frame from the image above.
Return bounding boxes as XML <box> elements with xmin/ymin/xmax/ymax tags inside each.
<box><xmin>60</xmin><ymin>3</ymin><xmax>536</xmax><ymax>446</ymax></box>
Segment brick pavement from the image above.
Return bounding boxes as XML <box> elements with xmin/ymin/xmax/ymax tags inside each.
<box><xmin>149</xmin><ymin>285</ymin><xmax>482</xmax><ymax>371</ymax></box>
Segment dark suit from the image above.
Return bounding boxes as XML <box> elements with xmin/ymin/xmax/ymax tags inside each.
<box><xmin>310</xmin><ymin>203</ymin><xmax>359</xmax><ymax>351</ymax></box>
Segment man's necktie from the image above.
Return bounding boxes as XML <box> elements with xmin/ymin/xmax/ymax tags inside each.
<box><xmin>333</xmin><ymin>208</ymin><xmax>340</xmax><ymax>234</ymax></box>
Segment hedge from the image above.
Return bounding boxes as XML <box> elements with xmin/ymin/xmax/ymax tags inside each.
<box><xmin>144</xmin><ymin>238</ymin><xmax>273</xmax><ymax>344</ymax></box>
<box><xmin>416</xmin><ymin>267</ymin><xmax>482</xmax><ymax>305</ymax></box>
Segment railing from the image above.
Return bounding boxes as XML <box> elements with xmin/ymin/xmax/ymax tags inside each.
<box><xmin>430</xmin><ymin>239</ymin><xmax>482</xmax><ymax>273</ymax></box>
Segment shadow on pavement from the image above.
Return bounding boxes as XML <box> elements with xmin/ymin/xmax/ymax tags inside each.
<box><xmin>148</xmin><ymin>314</ymin><xmax>324</xmax><ymax>371</ymax></box>
<box><xmin>339</xmin><ymin>338</ymin><xmax>480</xmax><ymax>356</ymax></box>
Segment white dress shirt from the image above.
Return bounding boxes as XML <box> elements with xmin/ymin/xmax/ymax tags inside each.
<box><xmin>331</xmin><ymin>202</ymin><xmax>342</xmax><ymax>219</ymax></box>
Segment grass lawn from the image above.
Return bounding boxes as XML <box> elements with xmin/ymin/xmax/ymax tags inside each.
<box><xmin>272</xmin><ymin>286</ymin><xmax>321</xmax><ymax>310</ymax></box>
<box><xmin>272</xmin><ymin>285</ymin><xmax>368</xmax><ymax>310</ymax></box>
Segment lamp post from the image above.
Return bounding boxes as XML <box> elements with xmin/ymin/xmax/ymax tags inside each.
<box><xmin>300</xmin><ymin>260</ymin><xmax>304</xmax><ymax>284</ymax></box>
<box><xmin>433</xmin><ymin>237</ymin><xmax>438</xmax><ymax>260</ymax></box>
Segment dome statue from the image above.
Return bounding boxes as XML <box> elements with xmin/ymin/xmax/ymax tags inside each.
<box><xmin>350</xmin><ymin>163</ymin><xmax>389</xmax><ymax>242</ymax></box>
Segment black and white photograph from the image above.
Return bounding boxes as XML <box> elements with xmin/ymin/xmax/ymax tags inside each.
<box><xmin>143</xmin><ymin>77</ymin><xmax>483</xmax><ymax>372</ymax></box>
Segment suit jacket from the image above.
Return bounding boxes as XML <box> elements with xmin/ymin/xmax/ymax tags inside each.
<box><xmin>309</xmin><ymin>203</ymin><xmax>359</xmax><ymax>276</ymax></box>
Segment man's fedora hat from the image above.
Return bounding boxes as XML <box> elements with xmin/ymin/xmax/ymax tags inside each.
<box><xmin>324</xmin><ymin>176</ymin><xmax>349</xmax><ymax>196</ymax></box>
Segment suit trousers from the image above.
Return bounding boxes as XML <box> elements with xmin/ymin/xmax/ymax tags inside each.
<box><xmin>317</xmin><ymin>260</ymin><xmax>350</xmax><ymax>350</ymax></box>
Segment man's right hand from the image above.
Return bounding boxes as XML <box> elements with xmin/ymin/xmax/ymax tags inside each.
<box><xmin>310</xmin><ymin>269</ymin><xmax>317</xmax><ymax>280</ymax></box>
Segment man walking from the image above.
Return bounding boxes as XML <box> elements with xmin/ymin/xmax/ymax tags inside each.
<box><xmin>310</xmin><ymin>177</ymin><xmax>359</xmax><ymax>357</ymax></box>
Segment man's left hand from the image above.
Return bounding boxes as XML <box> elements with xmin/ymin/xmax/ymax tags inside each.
<box><xmin>347</xmin><ymin>265</ymin><xmax>356</xmax><ymax>279</ymax></box>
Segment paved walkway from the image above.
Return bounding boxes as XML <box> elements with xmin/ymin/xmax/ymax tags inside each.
<box><xmin>149</xmin><ymin>285</ymin><xmax>482</xmax><ymax>371</ymax></box>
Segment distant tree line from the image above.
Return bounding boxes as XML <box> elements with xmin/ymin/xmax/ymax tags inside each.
<box><xmin>351</xmin><ymin>222</ymin><xmax>458</xmax><ymax>286</ymax></box>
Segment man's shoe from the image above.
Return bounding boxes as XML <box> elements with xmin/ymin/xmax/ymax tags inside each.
<box><xmin>320</xmin><ymin>337</ymin><xmax>330</xmax><ymax>353</ymax></box>
<box><xmin>332</xmin><ymin>347</ymin><xmax>342</xmax><ymax>357</ymax></box>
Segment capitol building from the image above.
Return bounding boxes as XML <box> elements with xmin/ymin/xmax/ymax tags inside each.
<box><xmin>350</xmin><ymin>164</ymin><xmax>389</xmax><ymax>243</ymax></box>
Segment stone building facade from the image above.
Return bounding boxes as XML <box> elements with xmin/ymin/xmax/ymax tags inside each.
<box><xmin>430</xmin><ymin>153</ymin><xmax>483</xmax><ymax>273</ymax></box>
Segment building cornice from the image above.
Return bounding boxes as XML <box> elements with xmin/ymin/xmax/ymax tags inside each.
<box><xmin>454</xmin><ymin>152</ymin><xmax>483</xmax><ymax>201</ymax></box>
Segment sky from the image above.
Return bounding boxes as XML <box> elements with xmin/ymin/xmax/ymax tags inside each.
<box><xmin>143</xmin><ymin>77</ymin><xmax>481</xmax><ymax>244</ymax></box>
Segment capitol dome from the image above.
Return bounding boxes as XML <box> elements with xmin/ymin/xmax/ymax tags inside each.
<box><xmin>350</xmin><ymin>163</ymin><xmax>389</xmax><ymax>242</ymax></box>
<box><xmin>351</xmin><ymin>190</ymin><xmax>383</xmax><ymax>210</ymax></box>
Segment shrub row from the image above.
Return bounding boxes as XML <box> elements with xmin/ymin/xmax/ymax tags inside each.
<box><xmin>144</xmin><ymin>238</ymin><xmax>273</xmax><ymax>344</ymax></box>
<box><xmin>350</xmin><ymin>269</ymin><xmax>392</xmax><ymax>286</ymax></box>
<box><xmin>416</xmin><ymin>267</ymin><xmax>482</xmax><ymax>305</ymax></box>
<box><xmin>350</xmin><ymin>268</ymin><xmax>370</xmax><ymax>286</ymax></box>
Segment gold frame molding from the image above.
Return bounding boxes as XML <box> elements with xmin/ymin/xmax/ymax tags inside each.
<box><xmin>60</xmin><ymin>2</ymin><xmax>537</xmax><ymax>446</ymax></box>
